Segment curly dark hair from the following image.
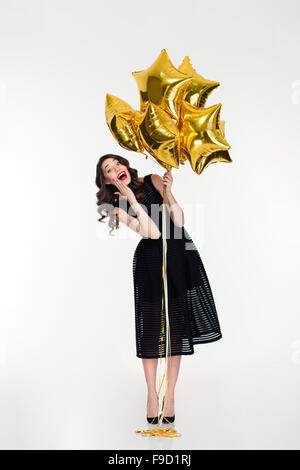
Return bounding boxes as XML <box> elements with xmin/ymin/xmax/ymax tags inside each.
<box><xmin>95</xmin><ymin>154</ymin><xmax>145</xmax><ymax>236</ymax></box>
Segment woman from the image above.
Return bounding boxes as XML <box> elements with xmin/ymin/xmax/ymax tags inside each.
<box><xmin>95</xmin><ymin>153</ymin><xmax>222</xmax><ymax>425</ymax></box>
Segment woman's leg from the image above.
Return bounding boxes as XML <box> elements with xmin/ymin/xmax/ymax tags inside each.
<box><xmin>164</xmin><ymin>355</ymin><xmax>182</xmax><ymax>416</ymax></box>
<box><xmin>142</xmin><ymin>355</ymin><xmax>182</xmax><ymax>417</ymax></box>
<box><xmin>142</xmin><ymin>358</ymin><xmax>159</xmax><ymax>417</ymax></box>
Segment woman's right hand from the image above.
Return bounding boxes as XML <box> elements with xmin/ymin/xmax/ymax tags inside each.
<box><xmin>113</xmin><ymin>178</ymin><xmax>137</xmax><ymax>206</ymax></box>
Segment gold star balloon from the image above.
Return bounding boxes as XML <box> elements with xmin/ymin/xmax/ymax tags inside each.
<box><xmin>105</xmin><ymin>49</ymin><xmax>232</xmax><ymax>174</ymax></box>
<box><xmin>105</xmin><ymin>94</ymin><xmax>144</xmax><ymax>153</ymax></box>
<box><xmin>178</xmin><ymin>56</ymin><xmax>220</xmax><ymax>108</ymax></box>
<box><xmin>132</xmin><ymin>49</ymin><xmax>192</xmax><ymax>121</ymax></box>
<box><xmin>139</xmin><ymin>102</ymin><xmax>180</xmax><ymax>171</ymax></box>
<box><xmin>178</xmin><ymin>101</ymin><xmax>232</xmax><ymax>174</ymax></box>
<box><xmin>219</xmin><ymin>119</ymin><xmax>226</xmax><ymax>136</ymax></box>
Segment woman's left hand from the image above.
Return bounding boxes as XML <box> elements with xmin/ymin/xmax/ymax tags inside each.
<box><xmin>163</xmin><ymin>171</ymin><xmax>173</xmax><ymax>194</ymax></box>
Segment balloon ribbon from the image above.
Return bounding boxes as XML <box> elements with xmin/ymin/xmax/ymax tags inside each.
<box><xmin>135</xmin><ymin>176</ymin><xmax>182</xmax><ymax>438</ymax></box>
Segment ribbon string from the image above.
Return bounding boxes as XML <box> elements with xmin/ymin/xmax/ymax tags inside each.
<box><xmin>135</xmin><ymin>180</ymin><xmax>182</xmax><ymax>438</ymax></box>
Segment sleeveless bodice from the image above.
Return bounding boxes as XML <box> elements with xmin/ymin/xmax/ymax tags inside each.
<box><xmin>137</xmin><ymin>174</ymin><xmax>189</xmax><ymax>241</ymax></box>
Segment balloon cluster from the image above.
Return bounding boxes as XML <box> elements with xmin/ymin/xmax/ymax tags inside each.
<box><xmin>105</xmin><ymin>48</ymin><xmax>231</xmax><ymax>174</ymax></box>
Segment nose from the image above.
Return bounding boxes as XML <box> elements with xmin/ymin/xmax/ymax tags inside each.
<box><xmin>112</xmin><ymin>167</ymin><xmax>118</xmax><ymax>177</ymax></box>
<box><xmin>114</xmin><ymin>167</ymin><xmax>123</xmax><ymax>178</ymax></box>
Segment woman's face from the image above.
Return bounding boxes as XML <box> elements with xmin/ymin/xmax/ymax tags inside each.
<box><xmin>102</xmin><ymin>158</ymin><xmax>130</xmax><ymax>186</ymax></box>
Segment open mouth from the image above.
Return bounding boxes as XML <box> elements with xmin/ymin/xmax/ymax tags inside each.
<box><xmin>117</xmin><ymin>171</ymin><xmax>127</xmax><ymax>181</ymax></box>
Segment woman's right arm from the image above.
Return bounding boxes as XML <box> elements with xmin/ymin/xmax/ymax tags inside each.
<box><xmin>114</xmin><ymin>204</ymin><xmax>161</xmax><ymax>239</ymax></box>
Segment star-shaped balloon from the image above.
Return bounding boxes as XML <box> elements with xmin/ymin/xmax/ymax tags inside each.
<box><xmin>139</xmin><ymin>103</ymin><xmax>180</xmax><ymax>171</ymax></box>
<box><xmin>178</xmin><ymin>101</ymin><xmax>231</xmax><ymax>174</ymax></box>
<box><xmin>105</xmin><ymin>94</ymin><xmax>144</xmax><ymax>153</ymax></box>
<box><xmin>132</xmin><ymin>48</ymin><xmax>192</xmax><ymax>121</ymax></box>
<box><xmin>105</xmin><ymin>49</ymin><xmax>232</xmax><ymax>174</ymax></box>
<box><xmin>219</xmin><ymin>119</ymin><xmax>226</xmax><ymax>136</ymax></box>
<box><xmin>178</xmin><ymin>56</ymin><xmax>220</xmax><ymax>108</ymax></box>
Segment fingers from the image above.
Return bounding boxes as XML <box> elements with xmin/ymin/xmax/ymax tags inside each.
<box><xmin>113</xmin><ymin>178</ymin><xmax>125</xmax><ymax>187</ymax></box>
<box><xmin>115</xmin><ymin>181</ymin><xmax>126</xmax><ymax>190</ymax></box>
<box><xmin>112</xmin><ymin>178</ymin><xmax>128</xmax><ymax>195</ymax></box>
<box><xmin>163</xmin><ymin>175</ymin><xmax>172</xmax><ymax>183</ymax></box>
<box><xmin>162</xmin><ymin>172</ymin><xmax>173</xmax><ymax>193</ymax></box>
<box><xmin>113</xmin><ymin>179</ymin><xmax>124</xmax><ymax>189</ymax></box>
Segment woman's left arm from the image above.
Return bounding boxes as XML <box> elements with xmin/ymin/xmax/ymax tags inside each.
<box><xmin>152</xmin><ymin>172</ymin><xmax>185</xmax><ymax>227</ymax></box>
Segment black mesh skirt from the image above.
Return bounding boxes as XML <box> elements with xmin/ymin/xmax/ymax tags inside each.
<box><xmin>133</xmin><ymin>234</ymin><xmax>222</xmax><ymax>359</ymax></box>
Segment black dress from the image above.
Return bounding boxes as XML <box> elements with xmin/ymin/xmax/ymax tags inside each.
<box><xmin>114</xmin><ymin>174</ymin><xmax>222</xmax><ymax>359</ymax></box>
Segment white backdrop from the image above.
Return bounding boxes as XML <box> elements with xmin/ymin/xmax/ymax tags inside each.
<box><xmin>0</xmin><ymin>0</ymin><xmax>299</xmax><ymax>450</ymax></box>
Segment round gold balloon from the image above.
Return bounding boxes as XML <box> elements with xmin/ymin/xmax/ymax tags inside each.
<box><xmin>132</xmin><ymin>48</ymin><xmax>192</xmax><ymax>121</ymax></box>
<box><xmin>105</xmin><ymin>94</ymin><xmax>144</xmax><ymax>153</ymax></box>
<box><xmin>178</xmin><ymin>56</ymin><xmax>220</xmax><ymax>108</ymax></box>
<box><xmin>178</xmin><ymin>101</ymin><xmax>231</xmax><ymax>174</ymax></box>
<box><xmin>138</xmin><ymin>102</ymin><xmax>180</xmax><ymax>171</ymax></box>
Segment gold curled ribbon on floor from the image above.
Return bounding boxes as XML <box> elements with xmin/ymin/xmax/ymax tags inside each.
<box><xmin>135</xmin><ymin>173</ymin><xmax>182</xmax><ymax>438</ymax></box>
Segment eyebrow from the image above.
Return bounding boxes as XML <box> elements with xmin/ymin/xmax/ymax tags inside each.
<box><xmin>104</xmin><ymin>159</ymin><xmax>116</xmax><ymax>170</ymax></box>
